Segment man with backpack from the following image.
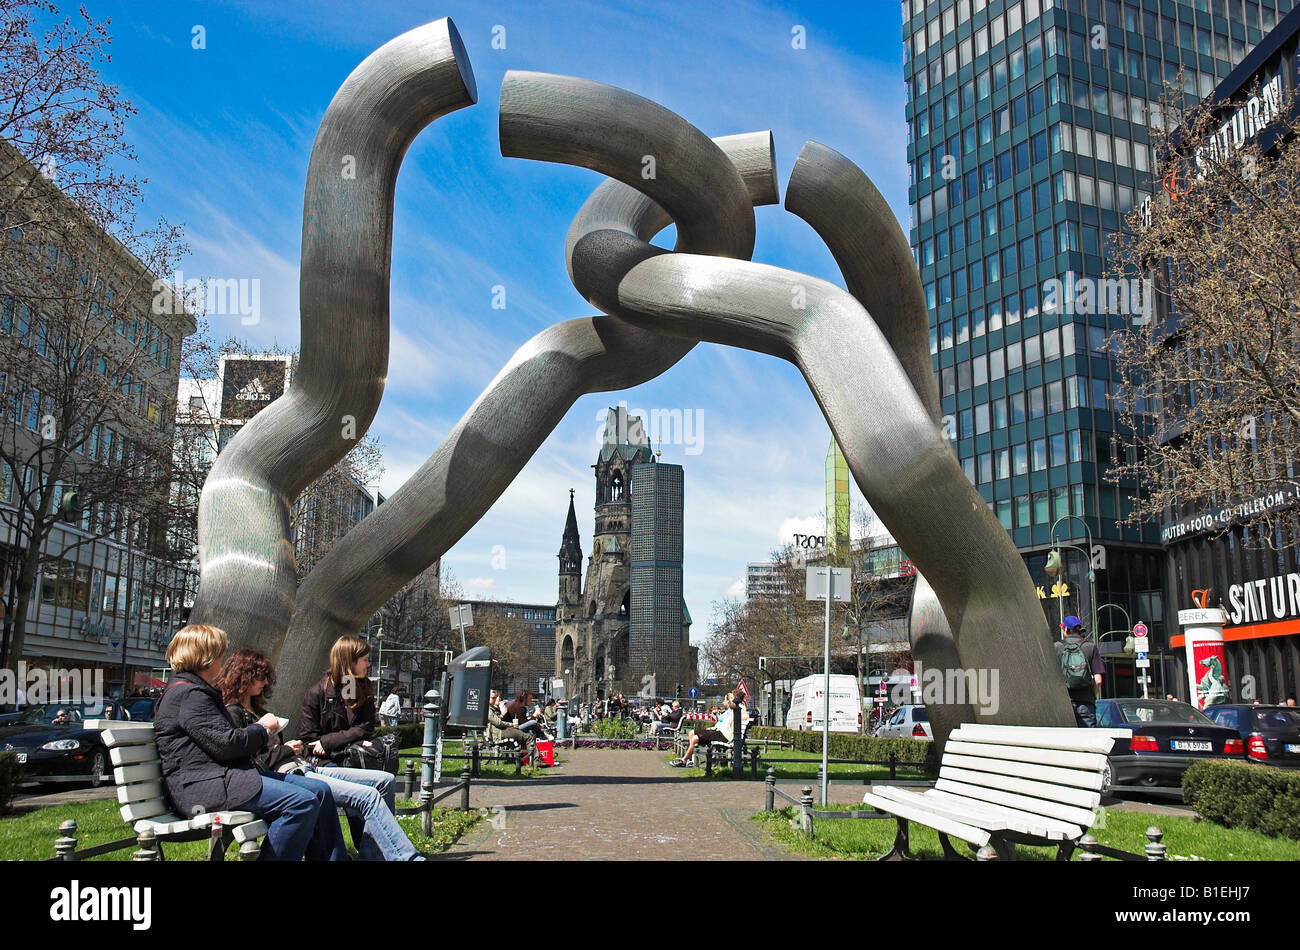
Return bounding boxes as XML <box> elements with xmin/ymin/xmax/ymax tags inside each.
<box><xmin>1054</xmin><ymin>615</ymin><xmax>1104</xmax><ymax>727</ymax></box>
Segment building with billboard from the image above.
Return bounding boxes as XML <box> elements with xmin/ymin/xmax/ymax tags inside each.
<box><xmin>1155</xmin><ymin>5</ymin><xmax>1300</xmax><ymax>704</ymax></box>
<box><xmin>903</xmin><ymin>0</ymin><xmax>1286</xmax><ymax>692</ymax></box>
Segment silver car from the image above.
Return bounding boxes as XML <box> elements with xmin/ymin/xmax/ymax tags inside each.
<box><xmin>873</xmin><ymin>704</ymin><xmax>933</xmax><ymax>740</ymax></box>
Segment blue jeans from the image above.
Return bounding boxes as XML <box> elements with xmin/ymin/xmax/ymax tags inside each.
<box><xmin>277</xmin><ymin>771</ymin><xmax>350</xmax><ymax>861</ymax></box>
<box><xmin>310</xmin><ymin>765</ymin><xmax>421</xmax><ymax>861</ymax></box>
<box><xmin>239</xmin><ymin>774</ymin><xmax>320</xmax><ymax>861</ymax></box>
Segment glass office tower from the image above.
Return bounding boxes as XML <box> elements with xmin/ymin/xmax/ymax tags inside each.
<box><xmin>902</xmin><ymin>0</ymin><xmax>1289</xmax><ymax>656</ymax></box>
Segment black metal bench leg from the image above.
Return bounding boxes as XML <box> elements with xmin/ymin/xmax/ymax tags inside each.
<box><xmin>877</xmin><ymin>817</ymin><xmax>913</xmax><ymax>861</ymax></box>
<box><xmin>208</xmin><ymin>827</ymin><xmax>233</xmax><ymax>861</ymax></box>
<box><xmin>1056</xmin><ymin>840</ymin><xmax>1077</xmax><ymax>861</ymax></box>
<box><xmin>938</xmin><ymin>833</ymin><xmax>970</xmax><ymax>861</ymax></box>
<box><xmin>991</xmin><ymin>836</ymin><xmax>1017</xmax><ymax>861</ymax></box>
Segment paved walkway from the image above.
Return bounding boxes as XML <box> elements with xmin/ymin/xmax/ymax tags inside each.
<box><xmin>439</xmin><ymin>747</ymin><xmax>865</xmax><ymax>861</ymax></box>
<box><xmin>436</xmin><ymin>747</ymin><xmax>1198</xmax><ymax>861</ymax></box>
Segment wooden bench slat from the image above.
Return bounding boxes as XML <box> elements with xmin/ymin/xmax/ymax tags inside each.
<box><xmin>868</xmin><ymin>786</ymin><xmax>1014</xmax><ymax>834</ymax></box>
<box><xmin>942</xmin><ymin>752</ymin><xmax>1104</xmax><ymax>791</ymax></box>
<box><xmin>232</xmin><ymin>820</ymin><xmax>268</xmax><ymax>844</ymax></box>
<box><xmin>109</xmin><ymin>745</ymin><xmax>157</xmax><ymax>767</ymax></box>
<box><xmin>922</xmin><ymin>788</ymin><xmax>1083</xmax><ymax>841</ymax></box>
<box><xmin>936</xmin><ymin>777</ymin><xmax>1099</xmax><ymax>828</ymax></box>
<box><xmin>941</xmin><ymin>765</ymin><xmax>1101</xmax><ymax>810</ymax></box>
<box><xmin>116</xmin><ymin>780</ymin><xmax>165</xmax><ymax>805</ymax></box>
<box><xmin>133</xmin><ymin>815</ymin><xmax>192</xmax><ymax>835</ymax></box>
<box><xmin>100</xmin><ymin>727</ymin><xmax>158</xmax><ymax>748</ymax></box>
<box><xmin>113</xmin><ymin>762</ymin><xmax>162</xmax><ymax>785</ymax></box>
<box><xmin>949</xmin><ymin>724</ymin><xmax>1124</xmax><ymax>754</ymax></box>
<box><xmin>944</xmin><ymin>739</ymin><xmax>1108</xmax><ymax>772</ymax></box>
<box><xmin>84</xmin><ymin>719</ymin><xmax>153</xmax><ymax>732</ymax></box>
<box><xmin>861</xmin><ymin>791</ymin><xmax>991</xmax><ymax>847</ymax></box>
<box><xmin>120</xmin><ymin>799</ymin><xmax>171</xmax><ymax>822</ymax></box>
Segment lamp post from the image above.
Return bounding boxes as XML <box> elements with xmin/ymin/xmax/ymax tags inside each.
<box><xmin>1046</xmin><ymin>515</ymin><xmax>1097</xmax><ymax>641</ymax></box>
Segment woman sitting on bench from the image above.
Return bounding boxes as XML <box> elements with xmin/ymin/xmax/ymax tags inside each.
<box><xmin>154</xmin><ymin>624</ymin><xmax>345</xmax><ymax>861</ymax></box>
<box><xmin>487</xmin><ymin>690</ymin><xmax>538</xmax><ymax>756</ymax></box>
<box><xmin>219</xmin><ymin>647</ymin><xmax>424</xmax><ymax>861</ymax></box>
<box><xmin>670</xmin><ymin>693</ymin><xmax>747</xmax><ymax>767</ymax></box>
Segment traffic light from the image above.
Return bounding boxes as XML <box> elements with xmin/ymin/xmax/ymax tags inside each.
<box><xmin>675</xmin><ymin>684</ymin><xmax>682</xmax><ymax>699</ymax></box>
<box><xmin>758</xmin><ymin>656</ymin><xmax>766</xmax><ymax>671</ymax></box>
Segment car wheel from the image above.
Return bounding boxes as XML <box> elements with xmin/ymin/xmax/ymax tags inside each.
<box><xmin>1100</xmin><ymin>758</ymin><xmax>1114</xmax><ymax>795</ymax></box>
<box><xmin>87</xmin><ymin>749</ymin><xmax>107</xmax><ymax>788</ymax></box>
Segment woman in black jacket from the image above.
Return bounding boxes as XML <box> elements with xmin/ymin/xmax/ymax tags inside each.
<box><xmin>154</xmin><ymin>624</ymin><xmax>336</xmax><ymax>861</ymax></box>
<box><xmin>300</xmin><ymin>634</ymin><xmax>378</xmax><ymax>757</ymax></box>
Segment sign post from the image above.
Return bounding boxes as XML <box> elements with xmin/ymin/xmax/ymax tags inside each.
<box><xmin>449</xmin><ymin>603</ymin><xmax>473</xmax><ymax>653</ymax></box>
<box><xmin>806</xmin><ymin>565</ymin><xmax>850</xmax><ymax>806</ymax></box>
<box><xmin>1132</xmin><ymin>622</ymin><xmax>1150</xmax><ymax>698</ymax></box>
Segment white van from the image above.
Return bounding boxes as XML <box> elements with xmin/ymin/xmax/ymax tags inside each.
<box><xmin>785</xmin><ymin>674</ymin><xmax>862</xmax><ymax>733</ymax></box>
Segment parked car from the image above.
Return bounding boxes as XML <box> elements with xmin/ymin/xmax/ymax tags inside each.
<box><xmin>1203</xmin><ymin>704</ymin><xmax>1300</xmax><ymax>769</ymax></box>
<box><xmin>1095</xmin><ymin>698</ymin><xmax>1244</xmax><ymax>794</ymax></box>
<box><xmin>786</xmin><ymin>674</ymin><xmax>863</xmax><ymax>733</ymax></box>
<box><xmin>873</xmin><ymin>704</ymin><xmax>932</xmax><ymax>740</ymax></box>
<box><xmin>122</xmin><ymin>696</ymin><xmax>160</xmax><ymax>723</ymax></box>
<box><xmin>0</xmin><ymin>700</ymin><xmax>131</xmax><ymax>789</ymax></box>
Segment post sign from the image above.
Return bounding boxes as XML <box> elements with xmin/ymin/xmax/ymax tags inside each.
<box><xmin>805</xmin><ymin>567</ymin><xmax>851</xmax><ymax>602</ymax></box>
<box><xmin>1133</xmin><ymin>622</ymin><xmax>1148</xmax><ymax>638</ymax></box>
<box><xmin>688</xmin><ymin>687</ymin><xmax>698</xmax><ymax>698</ymax></box>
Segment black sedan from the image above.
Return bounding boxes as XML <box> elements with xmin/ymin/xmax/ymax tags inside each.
<box><xmin>1095</xmin><ymin>698</ymin><xmax>1244</xmax><ymax>796</ymax></box>
<box><xmin>0</xmin><ymin>700</ymin><xmax>131</xmax><ymax>789</ymax></box>
<box><xmin>1203</xmin><ymin>704</ymin><xmax>1300</xmax><ymax>769</ymax></box>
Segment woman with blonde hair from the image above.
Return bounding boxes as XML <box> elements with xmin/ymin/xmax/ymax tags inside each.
<box><xmin>153</xmin><ymin>624</ymin><xmax>334</xmax><ymax>860</ymax></box>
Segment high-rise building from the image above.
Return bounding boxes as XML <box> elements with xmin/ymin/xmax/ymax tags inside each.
<box><xmin>630</xmin><ymin>459</ymin><xmax>687</xmax><ymax>695</ymax></box>
<box><xmin>902</xmin><ymin>0</ymin><xmax>1287</xmax><ymax>669</ymax></box>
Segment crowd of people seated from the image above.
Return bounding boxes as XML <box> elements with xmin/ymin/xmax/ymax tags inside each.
<box><xmin>153</xmin><ymin>624</ymin><xmax>423</xmax><ymax>862</ymax></box>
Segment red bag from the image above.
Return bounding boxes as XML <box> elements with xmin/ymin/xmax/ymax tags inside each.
<box><xmin>535</xmin><ymin>740</ymin><xmax>555</xmax><ymax>767</ymax></box>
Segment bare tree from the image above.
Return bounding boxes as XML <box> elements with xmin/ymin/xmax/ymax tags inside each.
<box><xmin>1109</xmin><ymin>77</ymin><xmax>1300</xmax><ymax>550</ymax></box>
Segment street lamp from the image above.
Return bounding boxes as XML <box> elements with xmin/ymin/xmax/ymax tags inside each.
<box><xmin>365</xmin><ymin>623</ymin><xmax>384</xmax><ymax>691</ymax></box>
<box><xmin>1046</xmin><ymin>515</ymin><xmax>1097</xmax><ymax>642</ymax></box>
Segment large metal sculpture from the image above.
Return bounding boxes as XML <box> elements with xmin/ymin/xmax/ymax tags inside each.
<box><xmin>190</xmin><ymin>18</ymin><xmax>1076</xmax><ymax>744</ymax></box>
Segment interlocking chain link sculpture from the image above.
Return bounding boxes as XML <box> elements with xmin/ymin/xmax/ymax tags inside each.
<box><xmin>189</xmin><ymin>18</ymin><xmax>1075</xmax><ymax>745</ymax></box>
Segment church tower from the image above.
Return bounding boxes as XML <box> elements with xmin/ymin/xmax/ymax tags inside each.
<box><xmin>558</xmin><ymin>489</ymin><xmax>583</xmax><ymax>613</ymax></box>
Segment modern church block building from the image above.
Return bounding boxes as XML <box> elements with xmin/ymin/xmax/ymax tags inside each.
<box><xmin>903</xmin><ymin>0</ymin><xmax>1289</xmax><ymax>694</ymax></box>
<box><xmin>555</xmin><ymin>407</ymin><xmax>696</xmax><ymax>703</ymax></box>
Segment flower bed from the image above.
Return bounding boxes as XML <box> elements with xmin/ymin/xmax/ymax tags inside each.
<box><xmin>568</xmin><ymin>737</ymin><xmax>667</xmax><ymax>749</ymax></box>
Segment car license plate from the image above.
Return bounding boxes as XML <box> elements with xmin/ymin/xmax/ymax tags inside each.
<box><xmin>1287</xmin><ymin>744</ymin><xmax>1300</xmax><ymax>754</ymax></box>
<box><xmin>1171</xmin><ymin>740</ymin><xmax>1211</xmax><ymax>752</ymax></box>
<box><xmin>14</xmin><ymin>752</ymin><xmax>26</xmax><ymax>764</ymax></box>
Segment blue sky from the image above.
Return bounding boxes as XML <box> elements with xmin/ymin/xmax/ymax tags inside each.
<box><xmin>81</xmin><ymin>0</ymin><xmax>909</xmax><ymax>634</ymax></box>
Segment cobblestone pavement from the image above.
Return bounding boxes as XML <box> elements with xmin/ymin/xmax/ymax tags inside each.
<box><xmin>439</xmin><ymin>747</ymin><xmax>866</xmax><ymax>861</ymax></box>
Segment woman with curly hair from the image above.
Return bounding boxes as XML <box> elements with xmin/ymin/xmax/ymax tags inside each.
<box><xmin>218</xmin><ymin>647</ymin><xmax>423</xmax><ymax>861</ymax></box>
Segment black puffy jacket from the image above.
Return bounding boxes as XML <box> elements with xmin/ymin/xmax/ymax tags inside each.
<box><xmin>154</xmin><ymin>672</ymin><xmax>266</xmax><ymax>817</ymax></box>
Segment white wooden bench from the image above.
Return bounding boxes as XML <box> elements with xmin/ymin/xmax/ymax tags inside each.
<box><xmin>863</xmin><ymin>723</ymin><xmax>1137</xmax><ymax>861</ymax></box>
<box><xmin>89</xmin><ymin>720</ymin><xmax>269</xmax><ymax>861</ymax></box>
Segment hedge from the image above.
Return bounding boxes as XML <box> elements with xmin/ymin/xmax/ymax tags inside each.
<box><xmin>0</xmin><ymin>751</ymin><xmax>21</xmax><ymax>813</ymax></box>
<box><xmin>750</xmin><ymin>726</ymin><xmax>938</xmax><ymax>772</ymax></box>
<box><xmin>374</xmin><ymin>722</ymin><xmax>425</xmax><ymax>749</ymax></box>
<box><xmin>1183</xmin><ymin>759</ymin><xmax>1300</xmax><ymax>841</ymax></box>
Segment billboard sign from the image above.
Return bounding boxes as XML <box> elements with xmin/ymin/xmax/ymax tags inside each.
<box><xmin>220</xmin><ymin>355</ymin><xmax>291</xmax><ymax>421</ymax></box>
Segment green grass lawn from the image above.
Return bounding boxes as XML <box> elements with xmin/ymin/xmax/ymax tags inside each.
<box><xmin>753</xmin><ymin>804</ymin><xmax>1300</xmax><ymax>861</ymax></box>
<box><xmin>0</xmin><ymin>796</ymin><xmax>480</xmax><ymax>861</ymax></box>
<box><xmin>398</xmin><ymin>741</ymin><xmax>557</xmax><ymax>779</ymax></box>
<box><xmin>666</xmin><ymin>746</ymin><xmax>930</xmax><ymax>783</ymax></box>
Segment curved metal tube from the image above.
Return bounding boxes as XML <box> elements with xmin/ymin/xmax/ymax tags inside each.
<box><xmin>274</xmin><ymin>121</ymin><xmax>776</xmax><ymax>726</ymax></box>
<box><xmin>608</xmin><ymin>256</ymin><xmax>1074</xmax><ymax>731</ymax></box>
<box><xmin>783</xmin><ymin>142</ymin><xmax>970</xmax><ymax>741</ymax></box>
<box><xmin>189</xmin><ymin>19</ymin><xmax>477</xmax><ymax>655</ymax></box>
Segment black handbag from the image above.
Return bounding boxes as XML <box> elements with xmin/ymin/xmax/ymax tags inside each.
<box><xmin>330</xmin><ymin>733</ymin><xmax>399</xmax><ymax>774</ymax></box>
